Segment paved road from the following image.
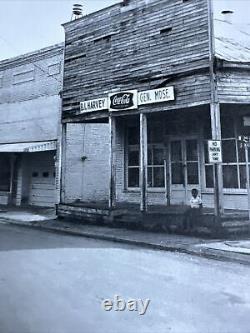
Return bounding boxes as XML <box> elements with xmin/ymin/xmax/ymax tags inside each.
<box><xmin>0</xmin><ymin>223</ymin><xmax>249</xmax><ymax>333</ymax></box>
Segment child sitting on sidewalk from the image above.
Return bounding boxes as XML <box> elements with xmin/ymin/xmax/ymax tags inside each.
<box><xmin>183</xmin><ymin>189</ymin><xmax>203</xmax><ymax>231</ymax></box>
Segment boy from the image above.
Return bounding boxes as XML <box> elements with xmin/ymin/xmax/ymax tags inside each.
<box><xmin>183</xmin><ymin>189</ymin><xmax>202</xmax><ymax>231</ymax></box>
<box><xmin>190</xmin><ymin>188</ymin><xmax>203</xmax><ymax>210</ymax></box>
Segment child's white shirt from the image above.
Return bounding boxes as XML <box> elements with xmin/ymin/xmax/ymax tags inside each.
<box><xmin>190</xmin><ymin>196</ymin><xmax>202</xmax><ymax>209</ymax></box>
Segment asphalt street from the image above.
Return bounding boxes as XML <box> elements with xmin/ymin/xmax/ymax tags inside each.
<box><xmin>0</xmin><ymin>223</ymin><xmax>250</xmax><ymax>333</ymax></box>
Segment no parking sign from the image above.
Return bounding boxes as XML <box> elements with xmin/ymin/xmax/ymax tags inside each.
<box><xmin>208</xmin><ymin>140</ymin><xmax>222</xmax><ymax>163</ymax></box>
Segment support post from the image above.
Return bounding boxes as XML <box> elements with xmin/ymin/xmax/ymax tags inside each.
<box><xmin>208</xmin><ymin>0</ymin><xmax>224</xmax><ymax>218</ymax></box>
<box><xmin>109</xmin><ymin>116</ymin><xmax>116</xmax><ymax>209</ymax></box>
<box><xmin>244</xmin><ymin>143</ymin><xmax>250</xmax><ymax>221</ymax></box>
<box><xmin>60</xmin><ymin>123</ymin><xmax>67</xmax><ymax>204</ymax></box>
<box><xmin>164</xmin><ymin>159</ymin><xmax>171</xmax><ymax>206</ymax></box>
<box><xmin>140</xmin><ymin>113</ymin><xmax>148</xmax><ymax>212</ymax></box>
<box><xmin>210</xmin><ymin>102</ymin><xmax>224</xmax><ymax>217</ymax></box>
<box><xmin>9</xmin><ymin>154</ymin><xmax>15</xmax><ymax>196</ymax></box>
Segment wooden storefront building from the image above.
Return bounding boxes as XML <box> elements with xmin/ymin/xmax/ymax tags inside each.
<box><xmin>58</xmin><ymin>0</ymin><xmax>250</xmax><ymax>226</ymax></box>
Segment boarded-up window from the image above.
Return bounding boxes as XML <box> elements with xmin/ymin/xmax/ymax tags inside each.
<box><xmin>48</xmin><ymin>63</ymin><xmax>61</xmax><ymax>76</ymax></box>
<box><xmin>13</xmin><ymin>69</ymin><xmax>34</xmax><ymax>85</ymax></box>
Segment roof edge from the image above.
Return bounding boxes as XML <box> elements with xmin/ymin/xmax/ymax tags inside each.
<box><xmin>62</xmin><ymin>1</ymin><xmax>122</xmax><ymax>28</ymax></box>
<box><xmin>0</xmin><ymin>42</ymin><xmax>64</xmax><ymax>68</ymax></box>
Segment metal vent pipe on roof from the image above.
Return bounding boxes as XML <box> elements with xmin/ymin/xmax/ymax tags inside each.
<box><xmin>221</xmin><ymin>10</ymin><xmax>234</xmax><ymax>23</ymax></box>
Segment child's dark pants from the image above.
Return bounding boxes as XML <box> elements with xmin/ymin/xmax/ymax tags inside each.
<box><xmin>183</xmin><ymin>207</ymin><xmax>202</xmax><ymax>230</ymax></box>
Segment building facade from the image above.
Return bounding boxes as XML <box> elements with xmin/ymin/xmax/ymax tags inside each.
<box><xmin>58</xmin><ymin>0</ymin><xmax>250</xmax><ymax>218</ymax></box>
<box><xmin>0</xmin><ymin>43</ymin><xmax>64</xmax><ymax>207</ymax></box>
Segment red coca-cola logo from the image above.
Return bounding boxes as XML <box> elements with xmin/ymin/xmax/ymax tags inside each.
<box><xmin>110</xmin><ymin>92</ymin><xmax>134</xmax><ymax>110</ymax></box>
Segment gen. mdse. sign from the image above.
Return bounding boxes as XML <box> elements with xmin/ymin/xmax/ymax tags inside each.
<box><xmin>138</xmin><ymin>87</ymin><xmax>174</xmax><ymax>106</ymax></box>
<box><xmin>208</xmin><ymin>140</ymin><xmax>222</xmax><ymax>163</ymax></box>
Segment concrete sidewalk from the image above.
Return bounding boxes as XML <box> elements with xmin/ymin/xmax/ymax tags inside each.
<box><xmin>0</xmin><ymin>206</ymin><xmax>56</xmax><ymax>222</ymax></box>
<box><xmin>0</xmin><ymin>209</ymin><xmax>250</xmax><ymax>266</ymax></box>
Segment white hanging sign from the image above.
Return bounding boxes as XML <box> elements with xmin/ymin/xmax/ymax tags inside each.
<box><xmin>208</xmin><ymin>140</ymin><xmax>222</xmax><ymax>163</ymax></box>
<box><xmin>138</xmin><ymin>86</ymin><xmax>175</xmax><ymax>106</ymax></box>
<box><xmin>80</xmin><ymin>97</ymin><xmax>108</xmax><ymax>113</ymax></box>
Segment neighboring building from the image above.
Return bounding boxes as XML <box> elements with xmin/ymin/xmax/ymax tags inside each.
<box><xmin>58</xmin><ymin>0</ymin><xmax>250</xmax><ymax>219</ymax></box>
<box><xmin>0</xmin><ymin>43</ymin><xmax>64</xmax><ymax>207</ymax></box>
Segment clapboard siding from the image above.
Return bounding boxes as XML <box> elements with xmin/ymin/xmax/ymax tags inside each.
<box><xmin>62</xmin><ymin>0</ymin><xmax>210</xmax><ymax>119</ymax></box>
<box><xmin>217</xmin><ymin>69</ymin><xmax>250</xmax><ymax>104</ymax></box>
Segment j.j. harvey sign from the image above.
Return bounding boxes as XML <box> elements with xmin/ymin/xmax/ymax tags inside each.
<box><xmin>80</xmin><ymin>86</ymin><xmax>174</xmax><ymax>113</ymax></box>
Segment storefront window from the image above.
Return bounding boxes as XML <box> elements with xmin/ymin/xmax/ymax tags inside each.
<box><xmin>204</xmin><ymin>115</ymin><xmax>250</xmax><ymax>189</ymax></box>
<box><xmin>205</xmin><ymin>165</ymin><xmax>214</xmax><ymax>188</ymax></box>
<box><xmin>223</xmin><ymin>165</ymin><xmax>238</xmax><ymax>188</ymax></box>
<box><xmin>222</xmin><ymin>140</ymin><xmax>237</xmax><ymax>163</ymax></box>
<box><xmin>147</xmin><ymin>146</ymin><xmax>165</xmax><ymax>187</ymax></box>
<box><xmin>127</xmin><ymin>146</ymin><xmax>140</xmax><ymax>187</ymax></box>
<box><xmin>127</xmin><ymin>123</ymin><xmax>165</xmax><ymax>188</ymax></box>
<box><xmin>0</xmin><ymin>154</ymin><xmax>11</xmax><ymax>191</ymax></box>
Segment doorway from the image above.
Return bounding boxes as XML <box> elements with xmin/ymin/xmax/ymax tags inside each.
<box><xmin>169</xmin><ymin>137</ymin><xmax>200</xmax><ymax>205</ymax></box>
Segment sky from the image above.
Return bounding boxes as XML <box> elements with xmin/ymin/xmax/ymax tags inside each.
<box><xmin>0</xmin><ymin>0</ymin><xmax>249</xmax><ymax>61</ymax></box>
<box><xmin>0</xmin><ymin>0</ymin><xmax>120</xmax><ymax>61</ymax></box>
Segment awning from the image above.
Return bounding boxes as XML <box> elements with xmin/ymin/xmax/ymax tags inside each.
<box><xmin>0</xmin><ymin>141</ymin><xmax>57</xmax><ymax>153</ymax></box>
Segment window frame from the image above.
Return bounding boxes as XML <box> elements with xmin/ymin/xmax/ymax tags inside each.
<box><xmin>203</xmin><ymin>117</ymin><xmax>250</xmax><ymax>192</ymax></box>
<box><xmin>126</xmin><ymin>124</ymin><xmax>165</xmax><ymax>190</ymax></box>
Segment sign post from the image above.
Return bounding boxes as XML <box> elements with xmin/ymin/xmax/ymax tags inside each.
<box><xmin>239</xmin><ymin>136</ymin><xmax>250</xmax><ymax>221</ymax></box>
<box><xmin>208</xmin><ymin>140</ymin><xmax>222</xmax><ymax>218</ymax></box>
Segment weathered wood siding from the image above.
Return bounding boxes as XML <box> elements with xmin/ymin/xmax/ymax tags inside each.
<box><xmin>217</xmin><ymin>67</ymin><xmax>250</xmax><ymax>104</ymax></box>
<box><xmin>62</xmin><ymin>0</ymin><xmax>211</xmax><ymax>119</ymax></box>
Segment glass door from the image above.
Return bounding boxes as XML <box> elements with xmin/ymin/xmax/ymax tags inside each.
<box><xmin>170</xmin><ymin>140</ymin><xmax>184</xmax><ymax>187</ymax></box>
<box><xmin>170</xmin><ymin>138</ymin><xmax>199</xmax><ymax>204</ymax></box>
<box><xmin>185</xmin><ymin>139</ymin><xmax>199</xmax><ymax>186</ymax></box>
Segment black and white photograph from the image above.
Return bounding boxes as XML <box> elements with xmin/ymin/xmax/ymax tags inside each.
<box><xmin>0</xmin><ymin>0</ymin><xmax>250</xmax><ymax>332</ymax></box>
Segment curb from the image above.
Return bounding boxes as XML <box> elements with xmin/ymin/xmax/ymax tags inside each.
<box><xmin>0</xmin><ymin>218</ymin><xmax>250</xmax><ymax>266</ymax></box>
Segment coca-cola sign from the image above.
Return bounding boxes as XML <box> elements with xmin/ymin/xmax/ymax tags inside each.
<box><xmin>109</xmin><ymin>90</ymin><xmax>138</xmax><ymax>111</ymax></box>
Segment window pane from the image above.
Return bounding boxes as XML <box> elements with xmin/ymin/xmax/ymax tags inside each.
<box><xmin>205</xmin><ymin>165</ymin><xmax>214</xmax><ymax>188</ymax></box>
<box><xmin>222</xmin><ymin>140</ymin><xmax>237</xmax><ymax>163</ymax></box>
<box><xmin>171</xmin><ymin>163</ymin><xmax>183</xmax><ymax>185</ymax></box>
<box><xmin>223</xmin><ymin>165</ymin><xmax>238</xmax><ymax>188</ymax></box>
<box><xmin>238</xmin><ymin>141</ymin><xmax>250</xmax><ymax>163</ymax></box>
<box><xmin>187</xmin><ymin>162</ymin><xmax>199</xmax><ymax>184</ymax></box>
<box><xmin>204</xmin><ymin>142</ymin><xmax>209</xmax><ymax>163</ymax></box>
<box><xmin>128</xmin><ymin>149</ymin><xmax>139</xmax><ymax>166</ymax></box>
<box><xmin>128</xmin><ymin>127</ymin><xmax>139</xmax><ymax>145</ymax></box>
<box><xmin>153</xmin><ymin>167</ymin><xmax>165</xmax><ymax>187</ymax></box>
<box><xmin>128</xmin><ymin>168</ymin><xmax>139</xmax><ymax>187</ymax></box>
<box><xmin>238</xmin><ymin>141</ymin><xmax>245</xmax><ymax>162</ymax></box>
<box><xmin>147</xmin><ymin>167</ymin><xmax>153</xmax><ymax>187</ymax></box>
<box><xmin>0</xmin><ymin>155</ymin><xmax>11</xmax><ymax>191</ymax></box>
<box><xmin>239</xmin><ymin>165</ymin><xmax>250</xmax><ymax>189</ymax></box>
<box><xmin>153</xmin><ymin>148</ymin><xmax>164</xmax><ymax>165</ymax></box>
<box><xmin>171</xmin><ymin>141</ymin><xmax>182</xmax><ymax>162</ymax></box>
<box><xmin>240</xmin><ymin>165</ymin><xmax>246</xmax><ymax>189</ymax></box>
<box><xmin>148</xmin><ymin>148</ymin><xmax>152</xmax><ymax>165</ymax></box>
<box><xmin>186</xmin><ymin>140</ymin><xmax>198</xmax><ymax>161</ymax></box>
